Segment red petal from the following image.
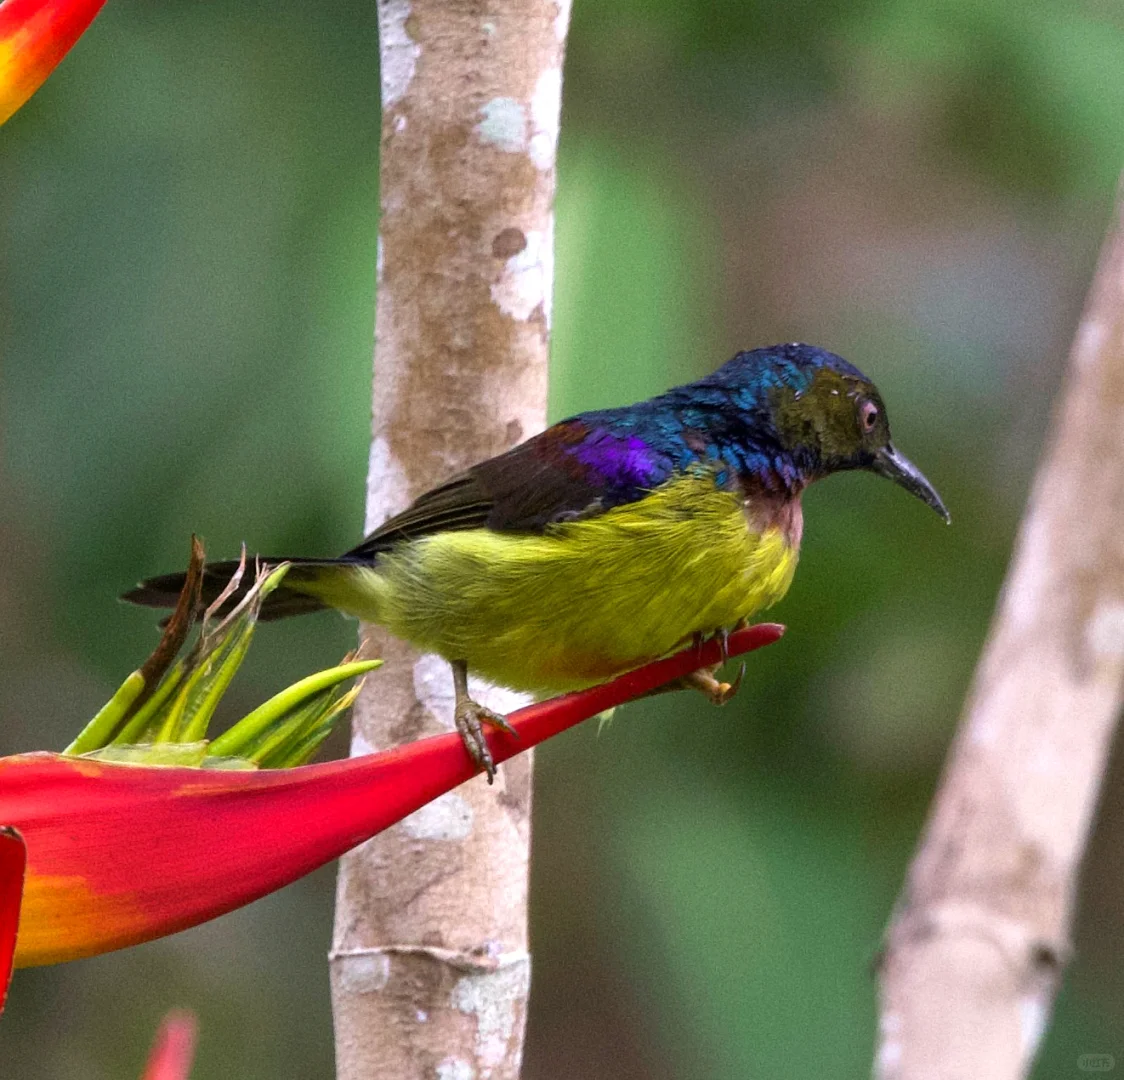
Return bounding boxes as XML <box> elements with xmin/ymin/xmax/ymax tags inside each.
<box><xmin>4</xmin><ymin>624</ymin><xmax>782</xmax><ymax>966</ymax></box>
<box><xmin>0</xmin><ymin>826</ymin><xmax>26</xmax><ymax>1015</ymax></box>
<box><xmin>140</xmin><ymin>1010</ymin><xmax>197</xmax><ymax>1080</ymax></box>
<box><xmin>0</xmin><ymin>0</ymin><xmax>108</xmax><ymax>124</ymax></box>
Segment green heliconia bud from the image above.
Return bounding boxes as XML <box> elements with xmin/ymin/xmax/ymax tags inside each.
<box><xmin>63</xmin><ymin>544</ymin><xmax>380</xmax><ymax>769</ymax></box>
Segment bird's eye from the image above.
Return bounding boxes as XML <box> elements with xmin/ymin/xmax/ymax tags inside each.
<box><xmin>860</xmin><ymin>400</ymin><xmax>879</xmax><ymax>432</ymax></box>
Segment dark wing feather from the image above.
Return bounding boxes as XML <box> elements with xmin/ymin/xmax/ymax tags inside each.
<box><xmin>347</xmin><ymin>418</ymin><xmax>674</xmax><ymax>559</ymax></box>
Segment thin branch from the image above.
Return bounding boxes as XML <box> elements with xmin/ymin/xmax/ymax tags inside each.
<box><xmin>874</xmin><ymin>188</ymin><xmax>1124</xmax><ymax>1078</ymax></box>
<box><xmin>330</xmin><ymin>2</ymin><xmax>571</xmax><ymax>1078</ymax></box>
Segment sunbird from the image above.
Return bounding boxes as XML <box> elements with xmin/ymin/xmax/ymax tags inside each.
<box><xmin>126</xmin><ymin>343</ymin><xmax>948</xmax><ymax>780</ymax></box>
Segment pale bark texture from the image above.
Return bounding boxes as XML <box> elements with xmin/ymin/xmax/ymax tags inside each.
<box><xmin>329</xmin><ymin>3</ymin><xmax>570</xmax><ymax>1078</ymax></box>
<box><xmin>874</xmin><ymin>192</ymin><xmax>1124</xmax><ymax>1078</ymax></box>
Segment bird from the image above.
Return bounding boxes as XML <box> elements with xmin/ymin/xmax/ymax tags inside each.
<box><xmin>125</xmin><ymin>343</ymin><xmax>948</xmax><ymax>781</ymax></box>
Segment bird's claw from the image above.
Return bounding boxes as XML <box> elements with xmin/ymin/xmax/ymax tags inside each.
<box><xmin>723</xmin><ymin>661</ymin><xmax>746</xmax><ymax>704</ymax></box>
<box><xmin>454</xmin><ymin>698</ymin><xmax>516</xmax><ymax>784</ymax></box>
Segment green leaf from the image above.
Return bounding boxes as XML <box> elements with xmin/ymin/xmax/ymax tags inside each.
<box><xmin>111</xmin><ymin>662</ymin><xmax>188</xmax><ymax>746</ymax></box>
<box><xmin>64</xmin><ymin>671</ymin><xmax>147</xmax><ymax>756</ymax></box>
<box><xmin>207</xmin><ymin>660</ymin><xmax>380</xmax><ymax>761</ymax></box>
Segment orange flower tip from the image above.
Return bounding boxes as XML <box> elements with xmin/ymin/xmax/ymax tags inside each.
<box><xmin>0</xmin><ymin>0</ymin><xmax>111</xmax><ymax>125</ymax></box>
<box><xmin>141</xmin><ymin>1010</ymin><xmax>198</xmax><ymax>1080</ymax></box>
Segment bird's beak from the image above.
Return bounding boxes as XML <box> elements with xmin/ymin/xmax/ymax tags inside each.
<box><xmin>871</xmin><ymin>444</ymin><xmax>950</xmax><ymax>523</ymax></box>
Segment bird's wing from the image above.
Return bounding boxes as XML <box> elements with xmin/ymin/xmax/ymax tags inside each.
<box><xmin>347</xmin><ymin>417</ymin><xmax>676</xmax><ymax>558</ymax></box>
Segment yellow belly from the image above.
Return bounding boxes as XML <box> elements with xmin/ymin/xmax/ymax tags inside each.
<box><xmin>310</xmin><ymin>470</ymin><xmax>799</xmax><ymax>694</ymax></box>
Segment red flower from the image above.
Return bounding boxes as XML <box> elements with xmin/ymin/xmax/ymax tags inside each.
<box><xmin>0</xmin><ymin>826</ymin><xmax>25</xmax><ymax>1013</ymax></box>
<box><xmin>3</xmin><ymin>624</ymin><xmax>782</xmax><ymax>971</ymax></box>
<box><xmin>140</xmin><ymin>1011</ymin><xmax>198</xmax><ymax>1080</ymax></box>
<box><xmin>0</xmin><ymin>0</ymin><xmax>108</xmax><ymax>124</ymax></box>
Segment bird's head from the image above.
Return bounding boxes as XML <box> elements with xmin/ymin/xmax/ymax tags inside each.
<box><xmin>703</xmin><ymin>343</ymin><xmax>949</xmax><ymax>522</ymax></box>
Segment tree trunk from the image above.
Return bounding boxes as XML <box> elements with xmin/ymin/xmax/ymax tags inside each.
<box><xmin>874</xmin><ymin>189</ymin><xmax>1124</xmax><ymax>1078</ymax></box>
<box><xmin>330</xmin><ymin>3</ymin><xmax>570</xmax><ymax>1078</ymax></box>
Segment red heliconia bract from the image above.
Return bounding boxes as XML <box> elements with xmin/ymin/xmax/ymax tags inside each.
<box><xmin>1</xmin><ymin>624</ymin><xmax>783</xmax><ymax>969</ymax></box>
<box><xmin>0</xmin><ymin>826</ymin><xmax>26</xmax><ymax>1014</ymax></box>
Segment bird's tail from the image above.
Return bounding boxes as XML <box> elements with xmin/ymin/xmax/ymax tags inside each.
<box><xmin>122</xmin><ymin>557</ymin><xmax>359</xmax><ymax>622</ymax></box>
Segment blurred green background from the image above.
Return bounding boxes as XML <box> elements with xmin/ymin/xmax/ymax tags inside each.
<box><xmin>2</xmin><ymin>0</ymin><xmax>1124</xmax><ymax>1076</ymax></box>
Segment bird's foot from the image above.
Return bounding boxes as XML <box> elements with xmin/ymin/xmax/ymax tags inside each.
<box><xmin>681</xmin><ymin>661</ymin><xmax>746</xmax><ymax>706</ymax></box>
<box><xmin>454</xmin><ymin>697</ymin><xmax>517</xmax><ymax>785</ymax></box>
<box><xmin>645</xmin><ymin>660</ymin><xmax>746</xmax><ymax>704</ymax></box>
<box><xmin>643</xmin><ymin>627</ymin><xmax>749</xmax><ymax>702</ymax></box>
